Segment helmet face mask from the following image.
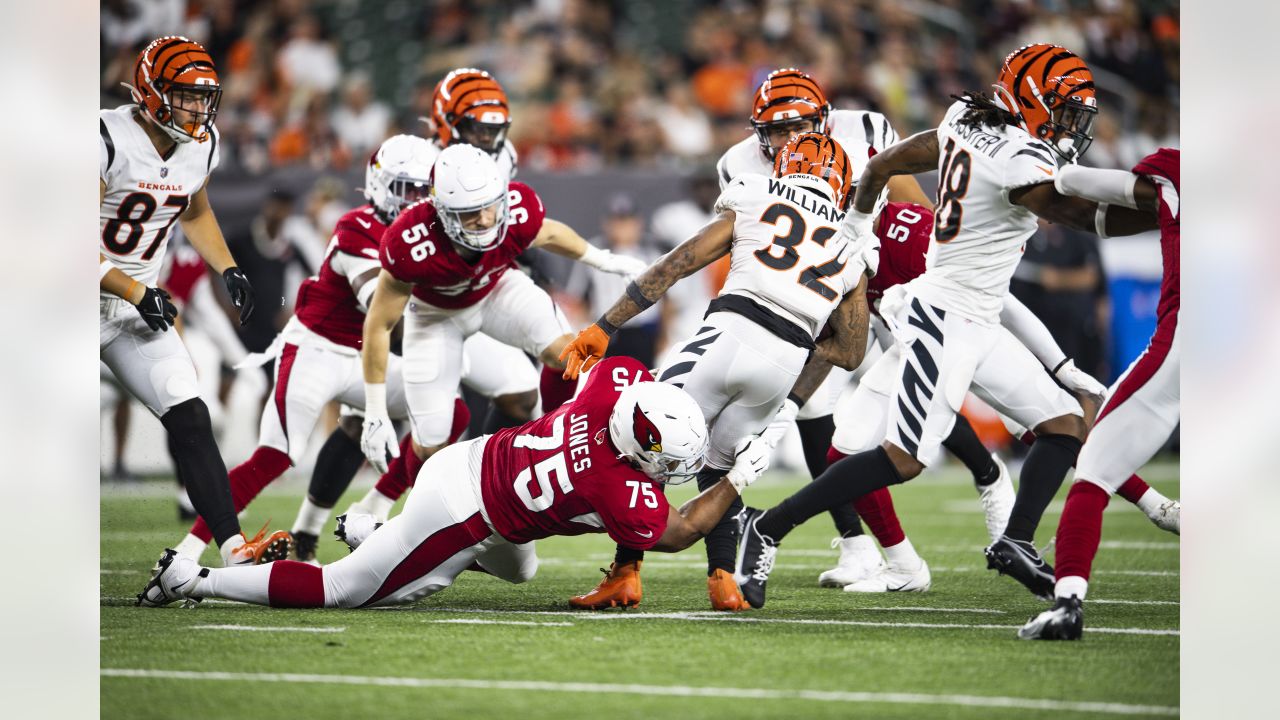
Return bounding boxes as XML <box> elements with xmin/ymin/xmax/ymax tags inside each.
<box><xmin>438</xmin><ymin>192</ymin><xmax>509</xmax><ymax>252</ymax></box>
<box><xmin>454</xmin><ymin>114</ymin><xmax>511</xmax><ymax>155</ymax></box>
<box><xmin>753</xmin><ymin>116</ymin><xmax>820</xmax><ymax>161</ymax></box>
<box><xmin>161</xmin><ymin>84</ymin><xmax>221</xmax><ymax>143</ymax></box>
<box><xmin>1042</xmin><ymin>93</ymin><xmax>1096</xmax><ymax>162</ymax></box>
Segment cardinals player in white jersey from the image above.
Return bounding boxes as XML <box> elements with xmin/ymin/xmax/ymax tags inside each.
<box><xmin>99</xmin><ymin>36</ymin><xmax>289</xmax><ymax>567</ymax></box>
<box><xmin>353</xmin><ymin>144</ymin><xmax>645</xmax><ymax>532</ymax></box>
<box><xmin>733</xmin><ymin>44</ymin><xmax>1162</xmax><ymax>607</ymax></box>
<box><xmin>137</xmin><ymin>356</ymin><xmax>773</xmax><ymax>610</ymax></box>
<box><xmin>560</xmin><ymin>134</ymin><xmax>875</xmax><ymax>610</ymax></box>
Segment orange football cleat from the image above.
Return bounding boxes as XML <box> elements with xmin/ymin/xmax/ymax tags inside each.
<box><xmin>569</xmin><ymin>560</ymin><xmax>643</xmax><ymax>609</ymax></box>
<box><xmin>228</xmin><ymin>521</ymin><xmax>293</xmax><ymax>566</ymax></box>
<box><xmin>708</xmin><ymin>568</ymin><xmax>751</xmax><ymax>611</ymax></box>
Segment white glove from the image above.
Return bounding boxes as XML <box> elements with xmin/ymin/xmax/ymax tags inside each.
<box><xmin>579</xmin><ymin>245</ymin><xmax>650</xmax><ymax>279</ymax></box>
<box><xmin>759</xmin><ymin>398</ymin><xmax>800</xmax><ymax>449</ymax></box>
<box><xmin>837</xmin><ymin>208</ymin><xmax>879</xmax><ymax>277</ymax></box>
<box><xmin>360</xmin><ymin>383</ymin><xmax>400</xmax><ymax>473</ymax></box>
<box><xmin>726</xmin><ymin>435</ymin><xmax>771</xmax><ymax>493</ymax></box>
<box><xmin>1054</xmin><ymin>359</ymin><xmax>1107</xmax><ymax>399</ymax></box>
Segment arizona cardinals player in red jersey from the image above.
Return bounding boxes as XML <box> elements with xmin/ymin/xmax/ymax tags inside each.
<box><xmin>1020</xmin><ymin>148</ymin><xmax>1182</xmax><ymax>641</ymax></box>
<box><xmin>138</xmin><ymin>357</ymin><xmax>772</xmax><ymax>609</ymax></box>
<box><xmin>356</xmin><ymin>144</ymin><xmax>645</xmax><ymax>492</ymax></box>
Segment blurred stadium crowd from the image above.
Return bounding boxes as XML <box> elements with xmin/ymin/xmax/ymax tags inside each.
<box><xmin>100</xmin><ymin>0</ymin><xmax>1179</xmax><ymax>475</ymax></box>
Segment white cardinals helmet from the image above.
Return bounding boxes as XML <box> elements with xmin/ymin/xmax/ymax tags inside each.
<box><xmin>364</xmin><ymin>134</ymin><xmax>436</xmax><ymax>222</ymax></box>
<box><xmin>431</xmin><ymin>143</ymin><xmax>509</xmax><ymax>252</ymax></box>
<box><xmin>609</xmin><ymin>382</ymin><xmax>709</xmax><ymax>485</ymax></box>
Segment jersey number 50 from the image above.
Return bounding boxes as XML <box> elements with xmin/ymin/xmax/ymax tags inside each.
<box><xmin>753</xmin><ymin>204</ymin><xmax>846</xmax><ymax>301</ymax></box>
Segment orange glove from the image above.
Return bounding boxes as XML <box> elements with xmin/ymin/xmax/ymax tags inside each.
<box><xmin>559</xmin><ymin>323</ymin><xmax>611</xmax><ymax>380</ymax></box>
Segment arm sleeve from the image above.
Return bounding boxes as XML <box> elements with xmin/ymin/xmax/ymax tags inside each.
<box><xmin>999</xmin><ymin>293</ymin><xmax>1067</xmax><ymax>370</ymax></box>
<box><xmin>330</xmin><ymin>250</ymin><xmax>383</xmax><ymax>311</ymax></box>
<box><xmin>1054</xmin><ymin>164</ymin><xmax>1138</xmax><ymax>209</ymax></box>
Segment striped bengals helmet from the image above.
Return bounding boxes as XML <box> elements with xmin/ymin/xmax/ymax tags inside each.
<box><xmin>774</xmin><ymin>133</ymin><xmax>855</xmax><ymax>210</ymax></box>
<box><xmin>430</xmin><ymin>68</ymin><xmax>511</xmax><ymax>155</ymax></box>
<box><xmin>993</xmin><ymin>44</ymin><xmax>1097</xmax><ymax>162</ymax></box>
<box><xmin>127</xmin><ymin>36</ymin><xmax>221</xmax><ymax>144</ymax></box>
<box><xmin>750</xmin><ymin>68</ymin><xmax>831</xmax><ymax>160</ymax></box>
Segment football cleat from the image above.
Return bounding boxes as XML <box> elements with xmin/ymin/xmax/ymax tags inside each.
<box><xmin>843</xmin><ymin>559</ymin><xmax>932</xmax><ymax>593</ymax></box>
<box><xmin>335</xmin><ymin>512</ymin><xmax>382</xmax><ymax>552</ymax></box>
<box><xmin>1018</xmin><ymin>595</ymin><xmax>1084</xmax><ymax>640</ymax></box>
<box><xmin>293</xmin><ymin>531</ymin><xmax>320</xmax><ymax>566</ymax></box>
<box><xmin>733</xmin><ymin>507</ymin><xmax>778</xmax><ymax>609</ymax></box>
<box><xmin>817</xmin><ymin>535</ymin><xmax>884</xmax><ymax>588</ymax></box>
<box><xmin>136</xmin><ymin>548</ymin><xmax>206</xmax><ymax>607</ymax></box>
<box><xmin>1150</xmin><ymin>499</ymin><xmax>1180</xmax><ymax>536</ymax></box>
<box><xmin>985</xmin><ymin>536</ymin><xmax>1055</xmax><ymax>600</ymax></box>
<box><xmin>708</xmin><ymin>568</ymin><xmax>750</xmax><ymax>612</ymax></box>
<box><xmin>976</xmin><ymin>454</ymin><xmax>1015</xmax><ymax>543</ymax></box>
<box><xmin>227</xmin><ymin>522</ymin><xmax>293</xmax><ymax>566</ymax></box>
<box><xmin>569</xmin><ymin>561</ymin><xmax>643</xmax><ymax>610</ymax></box>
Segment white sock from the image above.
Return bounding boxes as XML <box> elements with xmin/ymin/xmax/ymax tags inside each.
<box><xmin>360</xmin><ymin>488</ymin><xmax>396</xmax><ymax>521</ymax></box>
<box><xmin>218</xmin><ymin>534</ymin><xmax>246</xmax><ymax>566</ymax></box>
<box><xmin>195</xmin><ymin>564</ymin><xmax>275</xmax><ymax>605</ymax></box>
<box><xmin>882</xmin><ymin>538</ymin><xmax>922</xmax><ymax>571</ymax></box>
<box><xmin>292</xmin><ymin>498</ymin><xmax>331</xmax><ymax>536</ymax></box>
<box><xmin>1135</xmin><ymin>487</ymin><xmax>1169</xmax><ymax>518</ymax></box>
<box><xmin>174</xmin><ymin>533</ymin><xmax>210</xmax><ymax>561</ymax></box>
<box><xmin>1055</xmin><ymin>575</ymin><xmax>1088</xmax><ymax>601</ymax></box>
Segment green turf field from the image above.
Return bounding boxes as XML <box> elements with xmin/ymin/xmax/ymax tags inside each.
<box><xmin>101</xmin><ymin>461</ymin><xmax>1179</xmax><ymax>719</ymax></box>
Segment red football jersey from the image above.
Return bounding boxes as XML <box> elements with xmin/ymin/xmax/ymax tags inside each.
<box><xmin>1131</xmin><ymin>148</ymin><xmax>1179</xmax><ymax>322</ymax></box>
<box><xmin>479</xmin><ymin>356</ymin><xmax>670</xmax><ymax>549</ymax></box>
<box><xmin>294</xmin><ymin>205</ymin><xmax>386</xmax><ymax>349</ymax></box>
<box><xmin>869</xmin><ymin>202</ymin><xmax>934</xmax><ymax>314</ymax></box>
<box><xmin>380</xmin><ymin>181</ymin><xmax>547</xmax><ymax>309</ymax></box>
<box><xmin>162</xmin><ymin>244</ymin><xmax>207</xmax><ymax>309</ymax></box>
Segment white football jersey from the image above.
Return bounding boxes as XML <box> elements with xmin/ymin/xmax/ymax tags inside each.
<box><xmin>907</xmin><ymin>100</ymin><xmax>1061</xmax><ymax>324</ymax></box>
<box><xmin>715</xmin><ymin>109</ymin><xmax>899</xmax><ymax>217</ymax></box>
<box><xmin>99</xmin><ymin>105</ymin><xmax>220</xmax><ymax>297</ymax></box>
<box><xmin>714</xmin><ymin>174</ymin><xmax>868</xmax><ymax>338</ymax></box>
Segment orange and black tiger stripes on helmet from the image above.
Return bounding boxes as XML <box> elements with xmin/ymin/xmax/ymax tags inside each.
<box><xmin>430</xmin><ymin>68</ymin><xmax>512</xmax><ymax>155</ymax></box>
<box><xmin>750</xmin><ymin>68</ymin><xmax>832</xmax><ymax>159</ymax></box>
<box><xmin>994</xmin><ymin>43</ymin><xmax>1097</xmax><ymax>162</ymax></box>
<box><xmin>773</xmin><ymin>133</ymin><xmax>855</xmax><ymax>210</ymax></box>
<box><xmin>129</xmin><ymin>36</ymin><xmax>221</xmax><ymax>144</ymax></box>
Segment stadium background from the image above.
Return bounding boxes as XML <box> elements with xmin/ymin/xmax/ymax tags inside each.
<box><xmin>99</xmin><ymin>0</ymin><xmax>1180</xmax><ymax>475</ymax></box>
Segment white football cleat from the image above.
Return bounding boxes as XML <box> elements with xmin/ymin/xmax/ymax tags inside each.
<box><xmin>334</xmin><ymin>510</ymin><xmax>382</xmax><ymax>551</ymax></box>
<box><xmin>976</xmin><ymin>453</ymin><xmax>1015</xmax><ymax>543</ymax></box>
<box><xmin>1150</xmin><ymin>499</ymin><xmax>1180</xmax><ymax>535</ymax></box>
<box><xmin>136</xmin><ymin>549</ymin><xmax>206</xmax><ymax>607</ymax></box>
<box><xmin>817</xmin><ymin>535</ymin><xmax>885</xmax><ymax>587</ymax></box>
<box><xmin>843</xmin><ymin>559</ymin><xmax>931</xmax><ymax>593</ymax></box>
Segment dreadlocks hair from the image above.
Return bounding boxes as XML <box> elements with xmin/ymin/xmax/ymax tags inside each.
<box><xmin>951</xmin><ymin>92</ymin><xmax>1020</xmax><ymax>131</ymax></box>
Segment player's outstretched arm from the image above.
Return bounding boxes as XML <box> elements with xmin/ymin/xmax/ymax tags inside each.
<box><xmin>814</xmin><ymin>275</ymin><xmax>870</xmax><ymax>371</ymax></box>
<box><xmin>651</xmin><ymin>435</ymin><xmax>772</xmax><ymax>552</ymax></box>
<box><xmin>361</xmin><ymin>270</ymin><xmax>413</xmax><ymax>387</ymax></box>
<box><xmin>851</xmin><ymin>130</ymin><xmax>941</xmax><ymax>214</ymax></box>
<box><xmin>532</xmin><ymin>218</ymin><xmax>649</xmax><ymax>277</ymax></box>
<box><xmin>1011</xmin><ymin>182</ymin><xmax>1158</xmax><ymax>238</ymax></box>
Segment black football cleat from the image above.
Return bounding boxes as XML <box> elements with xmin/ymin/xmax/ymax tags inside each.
<box><xmin>1018</xmin><ymin>595</ymin><xmax>1084</xmax><ymax>640</ymax></box>
<box><xmin>293</xmin><ymin>531</ymin><xmax>319</xmax><ymax>563</ymax></box>
<box><xmin>984</xmin><ymin>536</ymin><xmax>1055</xmax><ymax>600</ymax></box>
<box><xmin>733</xmin><ymin>507</ymin><xmax>779</xmax><ymax>609</ymax></box>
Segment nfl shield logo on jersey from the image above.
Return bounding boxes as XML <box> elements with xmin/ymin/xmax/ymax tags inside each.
<box><xmin>160</xmin><ymin>167</ymin><xmax>169</xmax><ymax>178</ymax></box>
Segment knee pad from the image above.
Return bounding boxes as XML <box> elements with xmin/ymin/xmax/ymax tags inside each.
<box><xmin>514</xmin><ymin>556</ymin><xmax>539</xmax><ymax>584</ymax></box>
<box><xmin>160</xmin><ymin>397</ymin><xmax>213</xmax><ymax>438</ymax></box>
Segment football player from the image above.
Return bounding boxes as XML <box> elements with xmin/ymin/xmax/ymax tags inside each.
<box><xmin>560</xmin><ymin>134</ymin><xmax>877</xmax><ymax>610</ymax></box>
<box><xmin>100</xmin><ymin>36</ymin><xmax>289</xmax><ymax>566</ymax></box>
<box><xmin>137</xmin><ymin>357</ymin><xmax>772</xmax><ymax>609</ymax></box>
<box><xmin>733</xmin><ymin>44</ymin><xmax>1163</xmax><ymax>607</ymax></box>
<box><xmin>354</xmin><ymin>144</ymin><xmax>646</xmax><ymax>520</ymax></box>
<box><xmin>1019</xmin><ymin>148</ymin><xmax>1181</xmax><ymax>640</ymax></box>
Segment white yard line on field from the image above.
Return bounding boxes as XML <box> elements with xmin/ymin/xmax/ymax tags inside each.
<box><xmin>100</xmin><ymin>669</ymin><xmax>1178</xmax><ymax>716</ymax></box>
<box><xmin>189</xmin><ymin>624</ymin><xmax>345</xmax><ymax>633</ymax></box>
<box><xmin>428</xmin><ymin>619</ymin><xmax>575</xmax><ymax>627</ymax></box>
<box><xmin>1091</xmin><ymin>598</ymin><xmax>1179</xmax><ymax>606</ymax></box>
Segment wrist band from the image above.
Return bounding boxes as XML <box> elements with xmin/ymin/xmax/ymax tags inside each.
<box><xmin>99</xmin><ymin>258</ymin><xmax>115</xmax><ymax>281</ymax></box>
<box><xmin>1051</xmin><ymin>358</ymin><xmax>1072</xmax><ymax>375</ymax></box>
<box><xmin>596</xmin><ymin>315</ymin><xmax>620</xmax><ymax>336</ymax></box>
<box><xmin>625</xmin><ymin>280</ymin><xmax>655</xmax><ymax>311</ymax></box>
<box><xmin>125</xmin><ymin>279</ymin><xmax>141</xmax><ymax>303</ymax></box>
<box><xmin>786</xmin><ymin>392</ymin><xmax>805</xmax><ymax>407</ymax></box>
<box><xmin>1094</xmin><ymin>203</ymin><xmax>1109</xmax><ymax>239</ymax></box>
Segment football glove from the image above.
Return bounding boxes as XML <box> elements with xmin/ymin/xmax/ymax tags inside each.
<box><xmin>579</xmin><ymin>245</ymin><xmax>650</xmax><ymax>279</ymax></box>
<box><xmin>360</xmin><ymin>413</ymin><xmax>399</xmax><ymax>475</ymax></box>
<box><xmin>223</xmin><ymin>267</ymin><xmax>255</xmax><ymax>325</ymax></box>
<box><xmin>134</xmin><ymin>287</ymin><xmax>178</xmax><ymax>332</ymax></box>
<box><xmin>759</xmin><ymin>398</ymin><xmax>800</xmax><ymax>449</ymax></box>
<box><xmin>726</xmin><ymin>435</ymin><xmax>771</xmax><ymax>493</ymax></box>
<box><xmin>1054</xmin><ymin>359</ymin><xmax>1107</xmax><ymax>399</ymax></box>
<box><xmin>559</xmin><ymin>323</ymin><xmax>611</xmax><ymax>380</ymax></box>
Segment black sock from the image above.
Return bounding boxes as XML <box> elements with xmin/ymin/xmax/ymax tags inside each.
<box><xmin>1004</xmin><ymin>433</ymin><xmax>1082</xmax><ymax>542</ymax></box>
<box><xmin>482</xmin><ymin>405</ymin><xmax>526</xmax><ymax>435</ymax></box>
<box><xmin>697</xmin><ymin>467</ymin><xmax>743</xmax><ymax>574</ymax></box>
<box><xmin>614</xmin><ymin>545</ymin><xmax>644</xmax><ymax>565</ymax></box>
<box><xmin>756</xmin><ymin>447</ymin><xmax>904</xmax><ymax>542</ymax></box>
<box><xmin>166</xmin><ymin>431</ymin><xmax>186</xmax><ymax>487</ymax></box>
<box><xmin>943</xmin><ymin>415</ymin><xmax>999</xmax><ymax>485</ymax></box>
<box><xmin>796</xmin><ymin>416</ymin><xmax>865</xmax><ymax>537</ymax></box>
<box><xmin>161</xmin><ymin>398</ymin><xmax>239</xmax><ymax>545</ymax></box>
<box><xmin>307</xmin><ymin>428</ymin><xmax>367</xmax><ymax>507</ymax></box>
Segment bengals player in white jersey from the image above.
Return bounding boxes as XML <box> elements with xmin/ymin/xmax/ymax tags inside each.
<box><xmin>734</xmin><ymin>44</ymin><xmax>1163</xmax><ymax>608</ymax></box>
<box><xmin>560</xmin><ymin>134</ymin><xmax>875</xmax><ymax>609</ymax></box>
<box><xmin>138</xmin><ymin>357</ymin><xmax>773</xmax><ymax>610</ymax></box>
<box><xmin>100</xmin><ymin>37</ymin><xmax>289</xmax><ymax>567</ymax></box>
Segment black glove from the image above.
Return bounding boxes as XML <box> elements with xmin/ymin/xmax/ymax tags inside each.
<box><xmin>222</xmin><ymin>267</ymin><xmax>255</xmax><ymax>325</ymax></box>
<box><xmin>134</xmin><ymin>287</ymin><xmax>178</xmax><ymax>332</ymax></box>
